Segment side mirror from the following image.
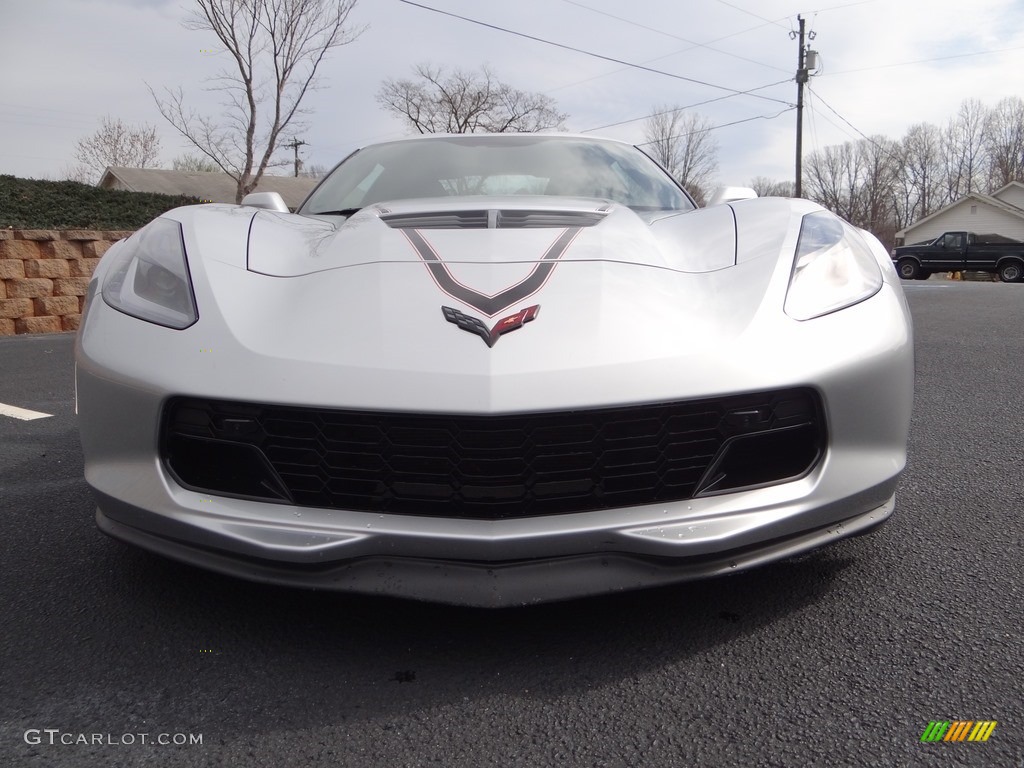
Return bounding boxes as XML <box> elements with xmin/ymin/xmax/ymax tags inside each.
<box><xmin>241</xmin><ymin>191</ymin><xmax>290</xmax><ymax>213</ymax></box>
<box><xmin>706</xmin><ymin>186</ymin><xmax>758</xmax><ymax>206</ymax></box>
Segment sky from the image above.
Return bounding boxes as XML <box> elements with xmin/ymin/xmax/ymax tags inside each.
<box><xmin>2</xmin><ymin>0</ymin><xmax>1023</xmax><ymax>189</ymax></box>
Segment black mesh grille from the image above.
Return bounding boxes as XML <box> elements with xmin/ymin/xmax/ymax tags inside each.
<box><xmin>162</xmin><ymin>389</ymin><xmax>824</xmax><ymax>520</ymax></box>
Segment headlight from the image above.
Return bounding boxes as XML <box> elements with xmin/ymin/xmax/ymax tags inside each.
<box><xmin>784</xmin><ymin>211</ymin><xmax>883</xmax><ymax>321</ymax></box>
<box><xmin>101</xmin><ymin>218</ymin><xmax>198</xmax><ymax>329</ymax></box>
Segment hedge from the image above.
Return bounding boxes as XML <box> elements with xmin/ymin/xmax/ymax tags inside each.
<box><xmin>0</xmin><ymin>175</ymin><xmax>203</xmax><ymax>230</ymax></box>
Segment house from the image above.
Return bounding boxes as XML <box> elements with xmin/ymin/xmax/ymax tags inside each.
<box><xmin>98</xmin><ymin>167</ymin><xmax>319</xmax><ymax>210</ymax></box>
<box><xmin>895</xmin><ymin>181</ymin><xmax>1024</xmax><ymax>246</ymax></box>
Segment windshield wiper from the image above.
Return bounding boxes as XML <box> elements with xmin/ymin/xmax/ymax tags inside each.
<box><xmin>310</xmin><ymin>208</ymin><xmax>362</xmax><ymax>217</ymax></box>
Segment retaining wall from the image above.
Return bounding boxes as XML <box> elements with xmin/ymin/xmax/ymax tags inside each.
<box><xmin>0</xmin><ymin>229</ymin><xmax>133</xmax><ymax>336</ymax></box>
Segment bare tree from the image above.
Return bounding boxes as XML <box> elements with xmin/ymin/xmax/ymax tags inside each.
<box><xmin>642</xmin><ymin>106</ymin><xmax>718</xmax><ymax>205</ymax></box>
<box><xmin>299</xmin><ymin>162</ymin><xmax>330</xmax><ymax>178</ymax></box>
<box><xmin>61</xmin><ymin>164</ymin><xmax>95</xmax><ymax>184</ymax></box>
<box><xmin>804</xmin><ymin>142</ymin><xmax>858</xmax><ymax>221</ymax></box>
<box><xmin>856</xmin><ymin>136</ymin><xmax>900</xmax><ymax>244</ymax></box>
<box><xmin>784</xmin><ymin>97</ymin><xmax>1024</xmax><ymax>242</ymax></box>
<box><xmin>985</xmin><ymin>96</ymin><xmax>1024</xmax><ymax>190</ymax></box>
<box><xmin>942</xmin><ymin>98</ymin><xmax>989</xmax><ymax>200</ymax></box>
<box><xmin>802</xmin><ymin>136</ymin><xmax>899</xmax><ymax>243</ymax></box>
<box><xmin>377</xmin><ymin>64</ymin><xmax>567</xmax><ymax>135</ymax></box>
<box><xmin>900</xmin><ymin>122</ymin><xmax>945</xmax><ymax>221</ymax></box>
<box><xmin>72</xmin><ymin>115</ymin><xmax>162</xmax><ymax>182</ymax></box>
<box><xmin>749</xmin><ymin>176</ymin><xmax>794</xmax><ymax>197</ymax></box>
<box><xmin>151</xmin><ymin>0</ymin><xmax>362</xmax><ymax>203</ymax></box>
<box><xmin>172</xmin><ymin>153</ymin><xmax>221</xmax><ymax>172</ymax></box>
<box><xmin>890</xmin><ymin>141</ymin><xmax>916</xmax><ymax>233</ymax></box>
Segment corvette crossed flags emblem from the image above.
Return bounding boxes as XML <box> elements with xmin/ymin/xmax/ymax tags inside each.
<box><xmin>442</xmin><ymin>305</ymin><xmax>540</xmax><ymax>347</ymax></box>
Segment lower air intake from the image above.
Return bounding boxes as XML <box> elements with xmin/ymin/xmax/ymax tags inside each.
<box><xmin>162</xmin><ymin>389</ymin><xmax>824</xmax><ymax>520</ymax></box>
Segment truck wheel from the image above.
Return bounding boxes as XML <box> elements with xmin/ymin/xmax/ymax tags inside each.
<box><xmin>998</xmin><ymin>260</ymin><xmax>1023</xmax><ymax>283</ymax></box>
<box><xmin>897</xmin><ymin>259</ymin><xmax>919</xmax><ymax>280</ymax></box>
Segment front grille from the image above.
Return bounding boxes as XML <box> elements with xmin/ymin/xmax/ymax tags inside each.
<box><xmin>380</xmin><ymin>209</ymin><xmax>607</xmax><ymax>230</ymax></box>
<box><xmin>162</xmin><ymin>389</ymin><xmax>824</xmax><ymax>520</ymax></box>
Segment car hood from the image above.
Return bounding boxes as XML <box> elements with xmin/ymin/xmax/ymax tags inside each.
<box><xmin>151</xmin><ymin>197</ymin><xmax>827</xmax><ymax>412</ymax></box>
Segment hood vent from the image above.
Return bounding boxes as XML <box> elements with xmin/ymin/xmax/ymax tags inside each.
<box><xmin>381</xmin><ymin>209</ymin><xmax>607</xmax><ymax>230</ymax></box>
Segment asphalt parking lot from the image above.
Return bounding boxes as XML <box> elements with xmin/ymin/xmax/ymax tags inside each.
<box><xmin>1</xmin><ymin>280</ymin><xmax>1022</xmax><ymax>767</ymax></box>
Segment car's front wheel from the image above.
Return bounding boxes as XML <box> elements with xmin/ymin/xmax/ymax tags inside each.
<box><xmin>998</xmin><ymin>260</ymin><xmax>1023</xmax><ymax>283</ymax></box>
<box><xmin>897</xmin><ymin>258</ymin><xmax>919</xmax><ymax>280</ymax></box>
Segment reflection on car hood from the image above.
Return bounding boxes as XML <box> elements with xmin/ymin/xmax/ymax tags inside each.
<box><xmin>246</xmin><ymin>197</ymin><xmax>739</xmax><ymax>277</ymax></box>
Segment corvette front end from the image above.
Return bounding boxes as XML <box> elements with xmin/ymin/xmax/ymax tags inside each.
<box><xmin>76</xmin><ymin>134</ymin><xmax>913</xmax><ymax>606</ymax></box>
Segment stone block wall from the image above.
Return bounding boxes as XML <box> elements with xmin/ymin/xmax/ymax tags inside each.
<box><xmin>0</xmin><ymin>229</ymin><xmax>133</xmax><ymax>336</ymax></box>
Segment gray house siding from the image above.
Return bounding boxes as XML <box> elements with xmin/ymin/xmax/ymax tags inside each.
<box><xmin>896</xmin><ymin>185</ymin><xmax>1024</xmax><ymax>246</ymax></box>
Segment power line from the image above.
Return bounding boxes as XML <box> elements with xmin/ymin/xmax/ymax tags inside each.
<box><xmin>546</xmin><ymin>12</ymin><xmax>803</xmax><ymax>97</ymax></box>
<box><xmin>397</xmin><ymin>0</ymin><xmax>792</xmax><ymax>106</ymax></box>
<box><xmin>805</xmin><ymin>89</ymin><xmax>858</xmax><ymax>143</ymax></box>
<box><xmin>715</xmin><ymin>0</ymin><xmax>789</xmax><ymax>29</ymax></box>
<box><xmin>825</xmin><ymin>44</ymin><xmax>1024</xmax><ymax>75</ymax></box>
<box><xmin>0</xmin><ymin>152</ymin><xmax>71</xmax><ymax>162</ymax></box>
<box><xmin>805</xmin><ymin>0</ymin><xmax>876</xmax><ymax>13</ymax></box>
<box><xmin>805</xmin><ymin>84</ymin><xmax>821</xmax><ymax>154</ymax></box>
<box><xmin>543</xmin><ymin>44</ymin><xmax>782</xmax><ymax>96</ymax></box>
<box><xmin>635</xmin><ymin>107</ymin><xmax>795</xmax><ymax>146</ymax></box>
<box><xmin>805</xmin><ymin>86</ymin><xmax>907</xmax><ymax>172</ymax></box>
<box><xmin>0</xmin><ymin>115</ymin><xmax>96</xmax><ymax>130</ymax></box>
<box><xmin>581</xmin><ymin>79</ymin><xmax>794</xmax><ymax>133</ymax></box>
<box><xmin>0</xmin><ymin>102</ymin><xmax>104</xmax><ymax>119</ymax></box>
<box><xmin>559</xmin><ymin>0</ymin><xmax>789</xmax><ymax>73</ymax></box>
<box><xmin>806</xmin><ymin>87</ymin><xmax>874</xmax><ymax>144</ymax></box>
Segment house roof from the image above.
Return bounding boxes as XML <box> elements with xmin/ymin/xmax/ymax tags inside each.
<box><xmin>992</xmin><ymin>180</ymin><xmax>1024</xmax><ymax>199</ymax></box>
<box><xmin>98</xmin><ymin>167</ymin><xmax>319</xmax><ymax>209</ymax></box>
<box><xmin>895</xmin><ymin>192</ymin><xmax>1024</xmax><ymax>238</ymax></box>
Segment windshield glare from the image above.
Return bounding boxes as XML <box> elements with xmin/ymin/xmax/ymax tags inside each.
<box><xmin>300</xmin><ymin>136</ymin><xmax>694</xmax><ymax>215</ymax></box>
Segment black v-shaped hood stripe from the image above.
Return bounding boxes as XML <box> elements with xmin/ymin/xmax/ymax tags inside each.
<box><xmin>403</xmin><ymin>227</ymin><xmax>581</xmax><ymax>317</ymax></box>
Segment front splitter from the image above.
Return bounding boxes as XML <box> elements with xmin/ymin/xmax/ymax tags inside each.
<box><xmin>96</xmin><ymin>495</ymin><xmax>894</xmax><ymax>608</ymax></box>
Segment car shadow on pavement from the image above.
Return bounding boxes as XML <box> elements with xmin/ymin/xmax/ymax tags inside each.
<box><xmin>43</xmin><ymin>533</ymin><xmax>862</xmax><ymax>733</ymax></box>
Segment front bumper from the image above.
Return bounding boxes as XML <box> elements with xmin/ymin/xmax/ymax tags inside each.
<box><xmin>76</xmin><ymin>250</ymin><xmax>913</xmax><ymax>606</ymax></box>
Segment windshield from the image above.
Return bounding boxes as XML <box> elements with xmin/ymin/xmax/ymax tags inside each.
<box><xmin>300</xmin><ymin>135</ymin><xmax>695</xmax><ymax>215</ymax></box>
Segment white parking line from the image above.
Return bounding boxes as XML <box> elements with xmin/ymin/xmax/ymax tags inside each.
<box><xmin>0</xmin><ymin>402</ymin><xmax>53</xmax><ymax>421</ymax></box>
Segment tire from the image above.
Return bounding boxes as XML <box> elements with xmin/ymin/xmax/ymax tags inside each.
<box><xmin>998</xmin><ymin>260</ymin><xmax>1023</xmax><ymax>283</ymax></box>
<box><xmin>896</xmin><ymin>258</ymin><xmax>919</xmax><ymax>280</ymax></box>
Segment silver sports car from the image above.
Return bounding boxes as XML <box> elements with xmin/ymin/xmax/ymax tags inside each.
<box><xmin>76</xmin><ymin>134</ymin><xmax>913</xmax><ymax>607</ymax></box>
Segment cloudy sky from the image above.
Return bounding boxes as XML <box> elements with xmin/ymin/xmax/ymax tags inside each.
<box><xmin>2</xmin><ymin>0</ymin><xmax>1023</xmax><ymax>188</ymax></box>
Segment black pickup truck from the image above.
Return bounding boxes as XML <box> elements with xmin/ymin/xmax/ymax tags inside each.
<box><xmin>892</xmin><ymin>232</ymin><xmax>1024</xmax><ymax>282</ymax></box>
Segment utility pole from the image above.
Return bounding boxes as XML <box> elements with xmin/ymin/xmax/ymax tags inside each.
<box><xmin>791</xmin><ymin>16</ymin><xmax>816</xmax><ymax>198</ymax></box>
<box><xmin>286</xmin><ymin>138</ymin><xmax>307</xmax><ymax>177</ymax></box>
